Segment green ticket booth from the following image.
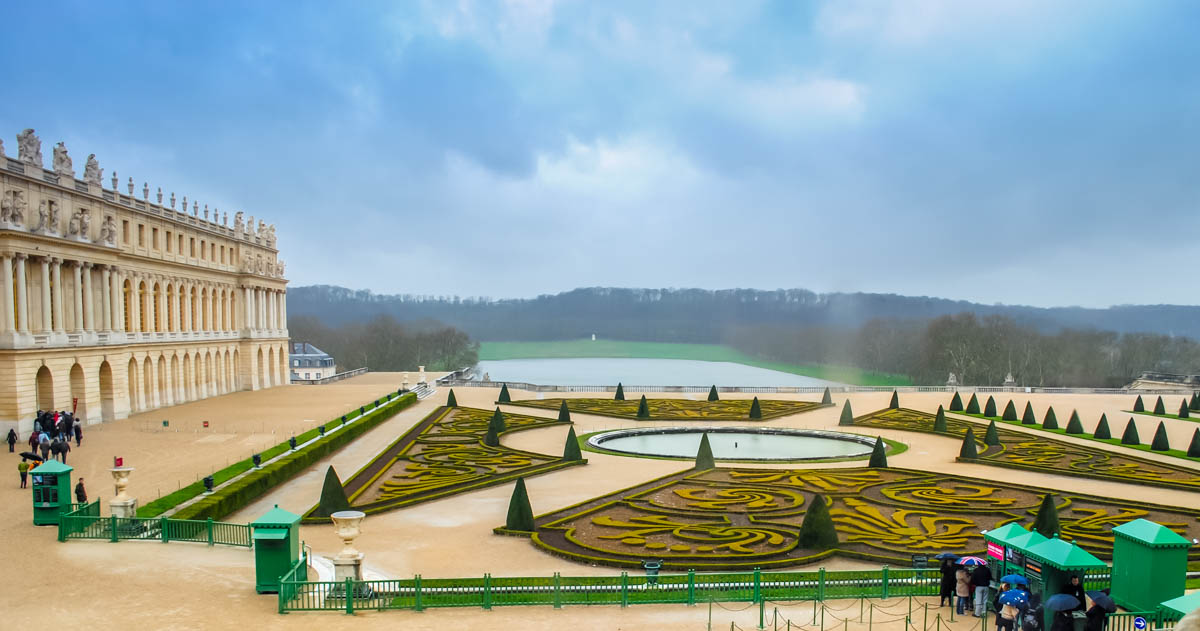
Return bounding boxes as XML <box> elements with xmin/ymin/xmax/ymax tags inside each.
<box><xmin>984</xmin><ymin>522</ymin><xmax>1035</xmax><ymax>579</ymax></box>
<box><xmin>1159</xmin><ymin>592</ymin><xmax>1200</xmax><ymax>621</ymax></box>
<box><xmin>31</xmin><ymin>460</ymin><xmax>73</xmax><ymax>526</ymax></box>
<box><xmin>1111</xmin><ymin>519</ymin><xmax>1191</xmax><ymax>612</ymax></box>
<box><xmin>252</xmin><ymin>505</ymin><xmax>301</xmax><ymax>594</ymax></box>
<box><xmin>1022</xmin><ymin>536</ymin><xmax>1106</xmax><ymax>630</ymax></box>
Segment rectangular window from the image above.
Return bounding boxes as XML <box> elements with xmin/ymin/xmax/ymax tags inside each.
<box><xmin>220</xmin><ymin>245</ymin><xmax>225</xmax><ymax>264</ymax></box>
<box><xmin>210</xmin><ymin>243</ymin><xmax>216</xmax><ymax>261</ymax></box>
<box><xmin>122</xmin><ymin>220</ymin><xmax>130</xmax><ymax>244</ymax></box>
<box><xmin>166</xmin><ymin>231</ymin><xmax>173</xmax><ymax>253</ymax></box>
<box><xmin>190</xmin><ymin>238</ymin><xmax>195</xmax><ymax>257</ymax></box>
<box><xmin>178</xmin><ymin>235</ymin><xmax>184</xmax><ymax>253</ymax></box>
<box><xmin>137</xmin><ymin>224</ymin><xmax>145</xmax><ymax>247</ymax></box>
<box><xmin>152</xmin><ymin>227</ymin><xmax>159</xmax><ymax>249</ymax></box>
<box><xmin>200</xmin><ymin>240</ymin><xmax>206</xmax><ymax>260</ymax></box>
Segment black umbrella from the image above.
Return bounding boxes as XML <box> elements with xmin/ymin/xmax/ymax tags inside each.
<box><xmin>19</xmin><ymin>451</ymin><xmax>44</xmax><ymax>462</ymax></box>
<box><xmin>1086</xmin><ymin>591</ymin><xmax>1116</xmax><ymax>613</ymax></box>
<box><xmin>1045</xmin><ymin>594</ymin><xmax>1081</xmax><ymax>612</ymax></box>
<box><xmin>933</xmin><ymin>552</ymin><xmax>960</xmax><ymax>560</ymax></box>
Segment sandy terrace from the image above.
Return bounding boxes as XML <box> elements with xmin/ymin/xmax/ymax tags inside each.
<box><xmin>3</xmin><ymin>383</ymin><xmax>1197</xmax><ymax>630</ymax></box>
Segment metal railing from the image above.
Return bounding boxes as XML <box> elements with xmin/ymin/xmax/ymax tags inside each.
<box><xmin>291</xmin><ymin>367</ymin><xmax>369</xmax><ymax>385</ymax></box>
<box><xmin>58</xmin><ymin>509</ymin><xmax>251</xmax><ymax>548</ymax></box>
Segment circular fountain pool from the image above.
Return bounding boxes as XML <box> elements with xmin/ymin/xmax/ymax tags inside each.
<box><xmin>585</xmin><ymin>427</ymin><xmax>877</xmax><ymax>462</ymax></box>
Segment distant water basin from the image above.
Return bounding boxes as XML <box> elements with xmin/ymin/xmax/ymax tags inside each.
<box><xmin>589</xmin><ymin>427</ymin><xmax>873</xmax><ymax>461</ymax></box>
<box><xmin>472</xmin><ymin>358</ymin><xmax>841</xmax><ymax>387</ymax></box>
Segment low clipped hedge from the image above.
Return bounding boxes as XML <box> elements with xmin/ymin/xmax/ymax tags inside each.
<box><xmin>157</xmin><ymin>392</ymin><xmax>416</xmax><ymax>520</ymax></box>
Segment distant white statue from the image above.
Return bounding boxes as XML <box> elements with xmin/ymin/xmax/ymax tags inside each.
<box><xmin>17</xmin><ymin>129</ymin><xmax>42</xmax><ymax>167</ymax></box>
<box><xmin>234</xmin><ymin>211</ymin><xmax>245</xmax><ymax>234</ymax></box>
<box><xmin>0</xmin><ymin>137</ymin><xmax>6</xmax><ymax>158</ymax></box>
<box><xmin>946</xmin><ymin>372</ymin><xmax>958</xmax><ymax>387</ymax></box>
<box><xmin>47</xmin><ymin>200</ymin><xmax>61</xmax><ymax>233</ymax></box>
<box><xmin>33</xmin><ymin>200</ymin><xmax>49</xmax><ymax>232</ymax></box>
<box><xmin>68</xmin><ymin>208</ymin><xmax>90</xmax><ymax>240</ymax></box>
<box><xmin>83</xmin><ymin>154</ymin><xmax>102</xmax><ymax>185</ymax></box>
<box><xmin>1</xmin><ymin>191</ymin><xmax>26</xmax><ymax>226</ymax></box>
<box><xmin>99</xmin><ymin>215</ymin><xmax>117</xmax><ymax>245</ymax></box>
<box><xmin>52</xmin><ymin>142</ymin><xmax>73</xmax><ymax>176</ymax></box>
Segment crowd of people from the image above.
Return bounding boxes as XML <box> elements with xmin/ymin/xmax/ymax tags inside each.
<box><xmin>8</xmin><ymin>409</ymin><xmax>85</xmax><ymax>489</ymax></box>
<box><xmin>940</xmin><ymin>560</ymin><xmax>1110</xmax><ymax>631</ymax></box>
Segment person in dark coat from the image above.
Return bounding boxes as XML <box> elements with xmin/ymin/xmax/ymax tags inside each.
<box><xmin>939</xmin><ymin>558</ymin><xmax>957</xmax><ymax>606</ymax></box>
<box><xmin>1050</xmin><ymin>610</ymin><xmax>1073</xmax><ymax>631</ymax></box>
<box><xmin>55</xmin><ymin>440</ymin><xmax>70</xmax><ymax>463</ymax></box>
<box><xmin>75</xmin><ymin>478</ymin><xmax>87</xmax><ymax>503</ymax></box>
<box><xmin>38</xmin><ymin>435</ymin><xmax>50</xmax><ymax>461</ymax></box>
<box><xmin>971</xmin><ymin>562</ymin><xmax>994</xmax><ymax>616</ymax></box>
<box><xmin>1063</xmin><ymin>576</ymin><xmax>1086</xmax><ymax>612</ymax></box>
<box><xmin>73</xmin><ymin>423</ymin><xmax>82</xmax><ymax>447</ymax></box>
<box><xmin>1084</xmin><ymin>603</ymin><xmax>1107</xmax><ymax>631</ymax></box>
<box><xmin>6</xmin><ymin>428</ymin><xmax>16</xmax><ymax>452</ymax></box>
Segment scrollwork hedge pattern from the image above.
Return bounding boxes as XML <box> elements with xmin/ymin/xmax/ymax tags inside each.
<box><xmin>507</xmin><ymin>397</ymin><xmax>828</xmax><ymax>421</ymax></box>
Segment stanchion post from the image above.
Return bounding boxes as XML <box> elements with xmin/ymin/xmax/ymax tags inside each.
<box><xmin>759</xmin><ymin>599</ymin><xmax>765</xmax><ymax>630</ymax></box>
<box><xmin>689</xmin><ymin>570</ymin><xmax>696</xmax><ymax>606</ymax></box>
<box><xmin>345</xmin><ymin>578</ymin><xmax>353</xmax><ymax>615</ymax></box>
<box><xmin>621</xmin><ymin>571</ymin><xmax>628</xmax><ymax>608</ymax></box>
<box><xmin>882</xmin><ymin>565</ymin><xmax>889</xmax><ymax>599</ymax></box>
<box><xmin>483</xmin><ymin>573</ymin><xmax>492</xmax><ymax>610</ymax></box>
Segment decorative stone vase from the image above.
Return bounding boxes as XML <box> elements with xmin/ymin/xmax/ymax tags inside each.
<box><xmin>110</xmin><ymin>467</ymin><xmax>135</xmax><ymax>502</ymax></box>
<box><xmin>330</xmin><ymin>510</ymin><xmax>366</xmax><ymax>560</ymax></box>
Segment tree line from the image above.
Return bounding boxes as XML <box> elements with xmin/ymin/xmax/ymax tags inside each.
<box><xmin>288</xmin><ymin>314</ymin><xmax>478</xmax><ymax>373</ymax></box>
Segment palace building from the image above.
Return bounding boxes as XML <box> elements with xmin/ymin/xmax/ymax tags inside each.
<box><xmin>0</xmin><ymin>128</ymin><xmax>289</xmax><ymax>434</ymax></box>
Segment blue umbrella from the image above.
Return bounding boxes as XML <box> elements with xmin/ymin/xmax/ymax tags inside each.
<box><xmin>1087</xmin><ymin>591</ymin><xmax>1116</xmax><ymax>613</ymax></box>
<box><xmin>999</xmin><ymin>591</ymin><xmax>1030</xmax><ymax>607</ymax></box>
<box><xmin>1045</xmin><ymin>594</ymin><xmax>1081</xmax><ymax>612</ymax></box>
<box><xmin>934</xmin><ymin>552</ymin><xmax>960</xmax><ymax>560</ymax></box>
<box><xmin>1001</xmin><ymin>574</ymin><xmax>1029</xmax><ymax>586</ymax></box>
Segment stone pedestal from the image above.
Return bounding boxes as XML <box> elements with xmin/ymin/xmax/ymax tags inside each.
<box><xmin>109</xmin><ymin>466</ymin><xmax>136</xmax><ymax>517</ymax></box>
<box><xmin>418</xmin><ymin>366</ymin><xmax>426</xmax><ymax>384</ymax></box>
<box><xmin>110</xmin><ymin>497</ymin><xmax>138</xmax><ymax>518</ymax></box>
<box><xmin>332</xmin><ymin>553</ymin><xmax>363</xmax><ymax>581</ymax></box>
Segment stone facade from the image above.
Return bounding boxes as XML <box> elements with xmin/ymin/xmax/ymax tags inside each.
<box><xmin>0</xmin><ymin>130</ymin><xmax>289</xmax><ymax>434</ymax></box>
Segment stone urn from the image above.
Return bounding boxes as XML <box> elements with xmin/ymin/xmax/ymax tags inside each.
<box><xmin>111</xmin><ymin>467</ymin><xmax>135</xmax><ymax>502</ymax></box>
<box><xmin>330</xmin><ymin>510</ymin><xmax>366</xmax><ymax>560</ymax></box>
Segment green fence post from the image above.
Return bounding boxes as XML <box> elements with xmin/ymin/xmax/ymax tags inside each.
<box><xmin>818</xmin><ymin>567</ymin><xmax>825</xmax><ymax>601</ymax></box>
<box><xmin>754</xmin><ymin>568</ymin><xmax>762</xmax><ymax>603</ymax></box>
<box><xmin>110</xmin><ymin>515</ymin><xmax>118</xmax><ymax>542</ymax></box>
<box><xmin>57</xmin><ymin>517</ymin><xmax>66</xmax><ymax>542</ymax></box>
<box><xmin>688</xmin><ymin>570</ymin><xmax>696</xmax><ymax>606</ymax></box>
<box><xmin>345</xmin><ymin>578</ymin><xmax>353</xmax><ymax>614</ymax></box>
<box><xmin>758</xmin><ymin>599</ymin><xmax>765</xmax><ymax>630</ymax></box>
<box><xmin>207</xmin><ymin>518</ymin><xmax>214</xmax><ymax>546</ymax></box>
<box><xmin>483</xmin><ymin>573</ymin><xmax>492</xmax><ymax>610</ymax></box>
<box><xmin>554</xmin><ymin>572</ymin><xmax>562</xmax><ymax>609</ymax></box>
<box><xmin>870</xmin><ymin>603</ymin><xmax>874</xmax><ymax>631</ymax></box>
<box><xmin>621</xmin><ymin>572</ymin><xmax>628</xmax><ymax>608</ymax></box>
<box><xmin>414</xmin><ymin>574</ymin><xmax>423</xmax><ymax>612</ymax></box>
<box><xmin>882</xmin><ymin>565</ymin><xmax>889</xmax><ymax>599</ymax></box>
<box><xmin>161</xmin><ymin>517</ymin><xmax>168</xmax><ymax>543</ymax></box>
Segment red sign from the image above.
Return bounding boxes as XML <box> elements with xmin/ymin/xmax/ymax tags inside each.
<box><xmin>987</xmin><ymin>542</ymin><xmax>1004</xmax><ymax>560</ymax></box>
<box><xmin>114</xmin><ymin>457</ymin><xmax>124</xmax><ymax>467</ymax></box>
<box><xmin>203</xmin><ymin>421</ymin><xmax>209</xmax><ymax>428</ymax></box>
<box><xmin>72</xmin><ymin>397</ymin><xmax>78</xmax><ymax>413</ymax></box>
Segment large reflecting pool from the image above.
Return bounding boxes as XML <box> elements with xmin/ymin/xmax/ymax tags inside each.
<box><xmin>473</xmin><ymin>358</ymin><xmax>840</xmax><ymax>387</ymax></box>
<box><xmin>587</xmin><ymin>427</ymin><xmax>875</xmax><ymax>461</ymax></box>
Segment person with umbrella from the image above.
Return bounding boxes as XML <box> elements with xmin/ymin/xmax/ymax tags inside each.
<box><xmin>1085</xmin><ymin>591</ymin><xmax>1115</xmax><ymax>631</ymax></box>
<box><xmin>6</xmin><ymin>428</ymin><xmax>16</xmax><ymax>453</ymax></box>
<box><xmin>1045</xmin><ymin>594</ymin><xmax>1081</xmax><ymax>631</ymax></box>
<box><xmin>936</xmin><ymin>554</ymin><xmax>959</xmax><ymax>607</ymax></box>
<box><xmin>998</xmin><ymin>587</ymin><xmax>1029</xmax><ymax>631</ymax></box>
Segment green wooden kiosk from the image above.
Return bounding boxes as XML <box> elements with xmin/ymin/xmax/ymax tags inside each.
<box><xmin>252</xmin><ymin>505</ymin><xmax>301</xmax><ymax>594</ymax></box>
<box><xmin>1111</xmin><ymin>519</ymin><xmax>1191</xmax><ymax>612</ymax></box>
<box><xmin>1022</xmin><ymin>536</ymin><xmax>1106</xmax><ymax>630</ymax></box>
<box><xmin>984</xmin><ymin>522</ymin><xmax>1035</xmax><ymax>578</ymax></box>
<box><xmin>30</xmin><ymin>460</ymin><xmax>73</xmax><ymax>526</ymax></box>
<box><xmin>1159</xmin><ymin>592</ymin><xmax>1200</xmax><ymax>620</ymax></box>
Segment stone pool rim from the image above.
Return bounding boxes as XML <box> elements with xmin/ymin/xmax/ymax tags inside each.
<box><xmin>582</xmin><ymin>426</ymin><xmax>887</xmax><ymax>463</ymax></box>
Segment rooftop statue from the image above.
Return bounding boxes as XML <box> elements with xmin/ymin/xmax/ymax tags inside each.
<box><xmin>53</xmin><ymin>142</ymin><xmax>73</xmax><ymax>176</ymax></box>
<box><xmin>17</xmin><ymin>129</ymin><xmax>42</xmax><ymax>167</ymax></box>
<box><xmin>83</xmin><ymin>154</ymin><xmax>103</xmax><ymax>185</ymax></box>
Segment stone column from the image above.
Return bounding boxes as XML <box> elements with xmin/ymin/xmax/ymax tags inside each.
<box><xmin>100</xmin><ymin>265</ymin><xmax>112</xmax><ymax>331</ymax></box>
<box><xmin>279</xmin><ymin>289</ymin><xmax>287</xmax><ymax>331</ymax></box>
<box><xmin>183</xmin><ymin>282</ymin><xmax>192</xmax><ymax>332</ymax></box>
<box><xmin>129</xmin><ymin>272</ymin><xmax>141</xmax><ymax>333</ymax></box>
<box><xmin>82</xmin><ymin>263</ymin><xmax>94</xmax><ymax>331</ymax></box>
<box><xmin>39</xmin><ymin>257</ymin><xmax>52</xmax><ymax>332</ymax></box>
<box><xmin>258</xmin><ymin>288</ymin><xmax>266</xmax><ymax>331</ymax></box>
<box><xmin>170</xmin><ymin>282</ymin><xmax>180</xmax><ymax>332</ymax></box>
<box><xmin>51</xmin><ymin>258</ymin><xmax>65</xmax><ymax>332</ymax></box>
<box><xmin>15</xmin><ymin>254</ymin><xmax>29</xmax><ymax>333</ymax></box>
<box><xmin>117</xmin><ymin>269</ymin><xmax>127</xmax><ymax>333</ymax></box>
<box><xmin>146</xmin><ymin>276</ymin><xmax>156</xmax><ymax>332</ymax></box>
<box><xmin>70</xmin><ymin>261</ymin><xmax>83</xmax><ymax>332</ymax></box>
<box><xmin>0</xmin><ymin>255</ymin><xmax>12</xmax><ymax>333</ymax></box>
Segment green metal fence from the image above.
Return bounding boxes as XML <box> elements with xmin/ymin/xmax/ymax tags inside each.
<box><xmin>58</xmin><ymin>510</ymin><xmax>251</xmax><ymax>548</ymax></box>
<box><xmin>278</xmin><ymin>556</ymin><xmax>942</xmax><ymax>614</ymax></box>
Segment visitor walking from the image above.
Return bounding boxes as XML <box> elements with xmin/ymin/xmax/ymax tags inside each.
<box><xmin>74</xmin><ymin>478</ymin><xmax>86</xmax><ymax>503</ymax></box>
<box><xmin>53</xmin><ymin>439</ymin><xmax>70</xmax><ymax>464</ymax></box>
<box><xmin>6</xmin><ymin>428</ymin><xmax>16</xmax><ymax>452</ymax></box>
<box><xmin>939</xmin><ymin>558</ymin><xmax>957</xmax><ymax>606</ymax></box>
<box><xmin>38</xmin><ymin>434</ymin><xmax>50</xmax><ymax>461</ymax></box>
<box><xmin>972</xmin><ymin>562</ymin><xmax>994</xmax><ymax>617</ymax></box>
<box><xmin>18</xmin><ymin>458</ymin><xmax>30</xmax><ymax>488</ymax></box>
<box><xmin>73</xmin><ymin>423</ymin><xmax>82</xmax><ymax>447</ymax></box>
<box><xmin>27</xmin><ymin>431</ymin><xmax>39</xmax><ymax>454</ymax></box>
<box><xmin>956</xmin><ymin>566</ymin><xmax>971</xmax><ymax>615</ymax></box>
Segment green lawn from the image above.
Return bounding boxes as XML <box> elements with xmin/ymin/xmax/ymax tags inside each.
<box><xmin>478</xmin><ymin>340</ymin><xmax>911</xmax><ymax>387</ymax></box>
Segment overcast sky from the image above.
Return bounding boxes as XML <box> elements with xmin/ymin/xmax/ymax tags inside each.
<box><xmin>4</xmin><ymin>1</ymin><xmax>1198</xmax><ymax>308</ymax></box>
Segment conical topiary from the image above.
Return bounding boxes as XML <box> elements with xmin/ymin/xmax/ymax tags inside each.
<box><xmin>1043</xmin><ymin>407</ymin><xmax>1059</xmax><ymax>430</ymax></box>
<box><xmin>1002</xmin><ymin>401</ymin><xmax>1017</xmax><ymax>421</ymax></box>
<box><xmin>695</xmin><ymin>433</ymin><xmax>715</xmax><ymax>470</ymax></box>
<box><xmin>889</xmin><ymin>390</ymin><xmax>899</xmax><ymax>409</ymax></box>
<box><xmin>708</xmin><ymin>385</ymin><xmax>719</xmax><ymax>402</ymax></box>
<box><xmin>1191</xmin><ymin>392</ymin><xmax>1200</xmax><ymax>412</ymax></box>
<box><xmin>1022</xmin><ymin>403</ymin><xmax>1037</xmax><ymax>425</ymax></box>
<box><xmin>1153</xmin><ymin>396</ymin><xmax>1166</xmax><ymax>415</ymax></box>
<box><xmin>838</xmin><ymin>401</ymin><xmax>854</xmax><ymax>426</ymax></box>
<box><xmin>950</xmin><ymin>392</ymin><xmax>963</xmax><ymax>412</ymax></box>
<box><xmin>821</xmin><ymin>387</ymin><xmax>832</xmax><ymax>405</ymax></box>
<box><xmin>1179</xmin><ymin>399</ymin><xmax>1190</xmax><ymax>419</ymax></box>
<box><xmin>966</xmin><ymin>393</ymin><xmax>981</xmax><ymax>414</ymax></box>
<box><xmin>1133</xmin><ymin>395</ymin><xmax>1145</xmax><ymax>413</ymax></box>
<box><xmin>637</xmin><ymin>395</ymin><xmax>650</xmax><ymax>419</ymax></box>
<box><xmin>869</xmin><ymin>437</ymin><xmax>888</xmax><ymax>468</ymax></box>
<box><xmin>484</xmin><ymin>422</ymin><xmax>500</xmax><ymax>447</ymax></box>
<box><xmin>446</xmin><ymin>389</ymin><xmax>458</xmax><ymax>407</ymax></box>
<box><xmin>959</xmin><ymin>428</ymin><xmax>979</xmax><ymax>459</ymax></box>
<box><xmin>1188</xmin><ymin>429</ymin><xmax>1200</xmax><ymax>458</ymax></box>
<box><xmin>505</xmin><ymin>478</ymin><xmax>536</xmax><ymax>532</ymax></box>
<box><xmin>1065</xmin><ymin>411</ymin><xmax>1084</xmax><ymax>435</ymax></box>
<box><xmin>1093</xmin><ymin>414</ymin><xmax>1111</xmax><ymax>440</ymax></box>
<box><xmin>984</xmin><ymin>396</ymin><xmax>997</xmax><ymax>418</ymax></box>
<box><xmin>562</xmin><ymin>426</ymin><xmax>582</xmax><ymax>461</ymax></box>
<box><xmin>1151</xmin><ymin>422</ymin><xmax>1170</xmax><ymax>451</ymax></box>
<box><xmin>984</xmin><ymin>420</ymin><xmax>1000</xmax><ymax>446</ymax></box>
<box><xmin>796</xmin><ymin>494</ymin><xmax>838</xmax><ymax>549</ymax></box>
<box><xmin>558</xmin><ymin>400</ymin><xmax>572</xmax><ymax>423</ymax></box>
<box><xmin>1032</xmin><ymin>494</ymin><xmax>1061</xmax><ymax>538</ymax></box>
<box><xmin>748</xmin><ymin>397</ymin><xmax>762</xmax><ymax>419</ymax></box>
<box><xmin>313</xmin><ymin>465</ymin><xmax>351</xmax><ymax>518</ymax></box>
<box><xmin>498</xmin><ymin>383</ymin><xmax>511</xmax><ymax>403</ymax></box>
<box><xmin>614</xmin><ymin>383</ymin><xmax>625</xmax><ymax>401</ymax></box>
<box><xmin>1121</xmin><ymin>418</ymin><xmax>1140</xmax><ymax>445</ymax></box>
<box><xmin>934</xmin><ymin>406</ymin><xmax>948</xmax><ymax>433</ymax></box>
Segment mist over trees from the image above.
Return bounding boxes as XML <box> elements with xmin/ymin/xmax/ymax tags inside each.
<box><xmin>288</xmin><ymin>286</ymin><xmax>1200</xmax><ymax>386</ymax></box>
<box><xmin>288</xmin><ymin>314</ymin><xmax>478</xmax><ymax>372</ymax></box>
